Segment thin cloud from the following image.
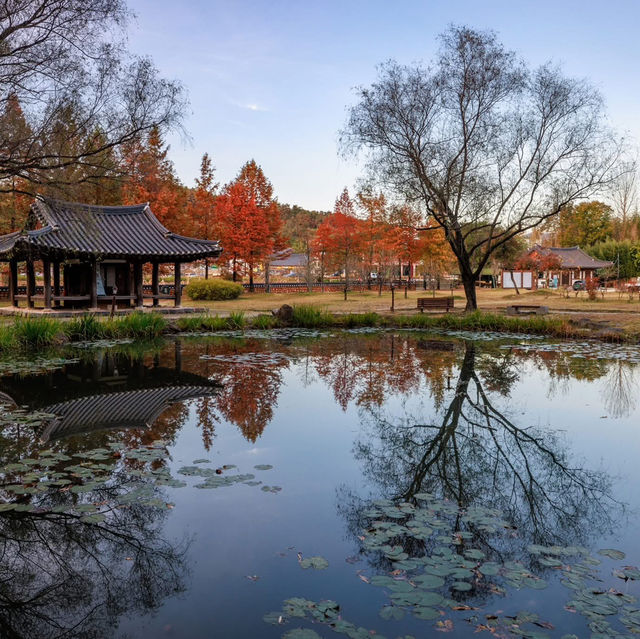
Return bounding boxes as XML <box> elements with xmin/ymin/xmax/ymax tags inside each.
<box><xmin>241</xmin><ymin>102</ymin><xmax>268</xmax><ymax>112</ymax></box>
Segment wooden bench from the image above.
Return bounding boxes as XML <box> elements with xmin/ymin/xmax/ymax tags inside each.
<box><xmin>417</xmin><ymin>297</ymin><xmax>454</xmax><ymax>313</ymax></box>
<box><xmin>506</xmin><ymin>304</ymin><xmax>549</xmax><ymax>316</ymax></box>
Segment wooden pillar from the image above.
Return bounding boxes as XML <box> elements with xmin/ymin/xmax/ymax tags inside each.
<box><xmin>90</xmin><ymin>259</ymin><xmax>98</xmax><ymax>309</ymax></box>
<box><xmin>43</xmin><ymin>259</ymin><xmax>52</xmax><ymax>309</ymax></box>
<box><xmin>53</xmin><ymin>261</ymin><xmax>60</xmax><ymax>307</ymax></box>
<box><xmin>134</xmin><ymin>262</ymin><xmax>143</xmax><ymax>308</ymax></box>
<box><xmin>152</xmin><ymin>262</ymin><xmax>159</xmax><ymax>307</ymax></box>
<box><xmin>174</xmin><ymin>340</ymin><xmax>182</xmax><ymax>372</ymax></box>
<box><xmin>174</xmin><ymin>261</ymin><xmax>182</xmax><ymax>307</ymax></box>
<box><xmin>26</xmin><ymin>259</ymin><xmax>35</xmax><ymax>308</ymax></box>
<box><xmin>8</xmin><ymin>259</ymin><xmax>17</xmax><ymax>307</ymax></box>
<box><xmin>265</xmin><ymin>260</ymin><xmax>271</xmax><ymax>293</ymax></box>
<box><xmin>128</xmin><ymin>263</ymin><xmax>135</xmax><ymax>304</ymax></box>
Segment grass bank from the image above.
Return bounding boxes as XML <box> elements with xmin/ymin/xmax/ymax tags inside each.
<box><xmin>0</xmin><ymin>306</ymin><xmax>630</xmax><ymax>354</ymax></box>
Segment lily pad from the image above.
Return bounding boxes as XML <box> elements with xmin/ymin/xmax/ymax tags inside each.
<box><xmin>598</xmin><ymin>548</ymin><xmax>626</xmax><ymax>560</ymax></box>
<box><xmin>299</xmin><ymin>556</ymin><xmax>329</xmax><ymax>570</ymax></box>
<box><xmin>283</xmin><ymin>630</ymin><xmax>322</xmax><ymax>639</ymax></box>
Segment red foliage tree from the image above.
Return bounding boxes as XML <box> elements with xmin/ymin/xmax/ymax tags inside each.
<box><xmin>186</xmin><ymin>153</ymin><xmax>218</xmax><ymax>278</ymax></box>
<box><xmin>215</xmin><ymin>160</ymin><xmax>282</xmax><ymax>290</ymax></box>
<box><xmin>313</xmin><ymin>188</ymin><xmax>364</xmax><ymax>296</ymax></box>
<box><xmin>121</xmin><ymin>127</ymin><xmax>187</xmax><ymax>232</ymax></box>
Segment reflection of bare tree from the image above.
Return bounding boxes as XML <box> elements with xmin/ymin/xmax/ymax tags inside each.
<box><xmin>0</xmin><ymin>478</ymin><xmax>187</xmax><ymax>638</ymax></box>
<box><xmin>603</xmin><ymin>360</ymin><xmax>638</xmax><ymax>419</ymax></box>
<box><xmin>344</xmin><ymin>342</ymin><xmax>619</xmax><ymax>555</ymax></box>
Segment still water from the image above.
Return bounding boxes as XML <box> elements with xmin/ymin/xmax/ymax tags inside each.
<box><xmin>0</xmin><ymin>329</ymin><xmax>639</xmax><ymax>639</ymax></box>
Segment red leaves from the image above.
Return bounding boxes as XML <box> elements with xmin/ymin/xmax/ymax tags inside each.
<box><xmin>215</xmin><ymin>161</ymin><xmax>283</xmax><ymax>279</ymax></box>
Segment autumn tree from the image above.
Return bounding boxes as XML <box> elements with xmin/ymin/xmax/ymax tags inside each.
<box><xmin>312</xmin><ymin>219</ymin><xmax>333</xmax><ymax>291</ymax></box>
<box><xmin>279</xmin><ymin>204</ymin><xmax>326</xmax><ymax>291</ymax></box>
<box><xmin>121</xmin><ymin>127</ymin><xmax>187</xmax><ymax>231</ymax></box>
<box><xmin>387</xmin><ymin>204</ymin><xmax>424</xmax><ymax>283</ymax></box>
<box><xmin>342</xmin><ymin>25</ymin><xmax>624</xmax><ymax>310</ymax></box>
<box><xmin>556</xmin><ymin>201</ymin><xmax>614</xmax><ymax>247</ymax></box>
<box><xmin>215</xmin><ymin>160</ymin><xmax>282</xmax><ymax>290</ymax></box>
<box><xmin>0</xmin><ymin>0</ymin><xmax>185</xmax><ymax>197</ymax></box>
<box><xmin>187</xmin><ymin>153</ymin><xmax>218</xmax><ymax>278</ymax></box>
<box><xmin>356</xmin><ymin>190</ymin><xmax>389</xmax><ymax>289</ymax></box>
<box><xmin>314</xmin><ymin>188</ymin><xmax>364</xmax><ymax>298</ymax></box>
<box><xmin>0</xmin><ymin>94</ymin><xmax>32</xmax><ymax>231</ymax></box>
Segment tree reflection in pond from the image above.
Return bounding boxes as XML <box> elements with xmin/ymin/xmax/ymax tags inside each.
<box><xmin>0</xmin><ymin>455</ymin><xmax>187</xmax><ymax>639</ymax></box>
<box><xmin>341</xmin><ymin>341</ymin><xmax>620</xmax><ymax>564</ymax></box>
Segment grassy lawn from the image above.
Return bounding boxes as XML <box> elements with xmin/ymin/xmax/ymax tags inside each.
<box><xmin>187</xmin><ymin>286</ymin><xmax>640</xmax><ymax>316</ymax></box>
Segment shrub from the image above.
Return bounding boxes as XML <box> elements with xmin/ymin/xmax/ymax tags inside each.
<box><xmin>185</xmin><ymin>278</ymin><xmax>243</xmax><ymax>301</ymax></box>
<box><xmin>13</xmin><ymin>316</ymin><xmax>63</xmax><ymax>348</ymax></box>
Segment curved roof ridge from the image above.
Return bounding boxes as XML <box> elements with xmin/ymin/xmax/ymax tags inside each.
<box><xmin>38</xmin><ymin>195</ymin><xmax>149</xmax><ymax>213</ymax></box>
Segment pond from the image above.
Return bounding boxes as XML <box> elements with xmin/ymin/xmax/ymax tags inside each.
<box><xmin>0</xmin><ymin>329</ymin><xmax>639</xmax><ymax>638</ymax></box>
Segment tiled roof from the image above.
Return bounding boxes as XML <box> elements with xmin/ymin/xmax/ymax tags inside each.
<box><xmin>530</xmin><ymin>245</ymin><xmax>613</xmax><ymax>269</ymax></box>
<box><xmin>270</xmin><ymin>252</ymin><xmax>308</xmax><ymax>267</ymax></box>
<box><xmin>38</xmin><ymin>385</ymin><xmax>217</xmax><ymax>441</ymax></box>
<box><xmin>0</xmin><ymin>197</ymin><xmax>223</xmax><ymax>261</ymax></box>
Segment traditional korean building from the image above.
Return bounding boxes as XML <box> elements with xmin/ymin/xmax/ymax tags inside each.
<box><xmin>501</xmin><ymin>244</ymin><xmax>613</xmax><ymax>289</ymax></box>
<box><xmin>0</xmin><ymin>197</ymin><xmax>223</xmax><ymax>309</ymax></box>
<box><xmin>528</xmin><ymin>244</ymin><xmax>613</xmax><ymax>287</ymax></box>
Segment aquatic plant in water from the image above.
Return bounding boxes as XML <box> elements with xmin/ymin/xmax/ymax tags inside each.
<box><xmin>264</xmin><ymin>493</ymin><xmax>640</xmax><ymax>638</ymax></box>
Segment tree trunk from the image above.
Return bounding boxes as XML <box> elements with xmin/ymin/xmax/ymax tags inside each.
<box><xmin>249</xmin><ymin>264</ymin><xmax>254</xmax><ymax>292</ymax></box>
<box><xmin>509</xmin><ymin>270</ymin><xmax>520</xmax><ymax>295</ymax></box>
<box><xmin>232</xmin><ymin>258</ymin><xmax>237</xmax><ymax>282</ymax></box>
<box><xmin>461</xmin><ymin>274</ymin><xmax>478</xmax><ymax>311</ymax></box>
<box><xmin>205</xmin><ymin>259</ymin><xmax>209</xmax><ymax>280</ymax></box>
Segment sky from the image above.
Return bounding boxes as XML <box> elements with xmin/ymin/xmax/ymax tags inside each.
<box><xmin>126</xmin><ymin>0</ymin><xmax>640</xmax><ymax>211</ymax></box>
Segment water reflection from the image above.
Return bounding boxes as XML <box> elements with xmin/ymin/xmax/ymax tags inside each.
<box><xmin>0</xmin><ymin>481</ymin><xmax>187</xmax><ymax>638</ymax></box>
<box><xmin>341</xmin><ymin>341</ymin><xmax>619</xmax><ymax>556</ymax></box>
<box><xmin>0</xmin><ymin>332</ymin><xmax>635</xmax><ymax>637</ymax></box>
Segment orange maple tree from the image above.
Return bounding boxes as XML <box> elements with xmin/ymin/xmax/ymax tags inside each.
<box><xmin>186</xmin><ymin>153</ymin><xmax>218</xmax><ymax>277</ymax></box>
<box><xmin>215</xmin><ymin>160</ymin><xmax>283</xmax><ymax>290</ymax></box>
<box><xmin>121</xmin><ymin>127</ymin><xmax>187</xmax><ymax>232</ymax></box>
<box><xmin>313</xmin><ymin>188</ymin><xmax>364</xmax><ymax>295</ymax></box>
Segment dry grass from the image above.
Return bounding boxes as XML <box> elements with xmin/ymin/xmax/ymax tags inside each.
<box><xmin>186</xmin><ymin>286</ymin><xmax>640</xmax><ymax>316</ymax></box>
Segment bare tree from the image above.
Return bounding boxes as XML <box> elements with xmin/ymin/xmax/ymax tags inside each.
<box><xmin>611</xmin><ymin>159</ymin><xmax>638</xmax><ymax>238</ymax></box>
<box><xmin>341</xmin><ymin>26</ymin><xmax>624</xmax><ymax>310</ymax></box>
<box><xmin>0</xmin><ymin>0</ymin><xmax>186</xmax><ymax>197</ymax></box>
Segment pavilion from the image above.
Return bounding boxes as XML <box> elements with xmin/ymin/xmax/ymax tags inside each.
<box><xmin>0</xmin><ymin>196</ymin><xmax>223</xmax><ymax>310</ymax></box>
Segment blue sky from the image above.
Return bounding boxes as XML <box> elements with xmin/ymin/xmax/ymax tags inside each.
<box><xmin>127</xmin><ymin>0</ymin><xmax>640</xmax><ymax>211</ymax></box>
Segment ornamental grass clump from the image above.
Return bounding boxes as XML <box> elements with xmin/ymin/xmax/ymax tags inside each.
<box><xmin>64</xmin><ymin>313</ymin><xmax>104</xmax><ymax>341</ymax></box>
<box><xmin>13</xmin><ymin>316</ymin><xmax>64</xmax><ymax>349</ymax></box>
<box><xmin>291</xmin><ymin>305</ymin><xmax>333</xmax><ymax>328</ymax></box>
<box><xmin>226</xmin><ymin>311</ymin><xmax>245</xmax><ymax>330</ymax></box>
<box><xmin>0</xmin><ymin>324</ymin><xmax>15</xmax><ymax>351</ymax></box>
<box><xmin>252</xmin><ymin>314</ymin><xmax>277</xmax><ymax>329</ymax></box>
<box><xmin>105</xmin><ymin>312</ymin><xmax>167</xmax><ymax>339</ymax></box>
<box><xmin>185</xmin><ymin>278</ymin><xmax>243</xmax><ymax>301</ymax></box>
<box><xmin>339</xmin><ymin>312</ymin><xmax>380</xmax><ymax>328</ymax></box>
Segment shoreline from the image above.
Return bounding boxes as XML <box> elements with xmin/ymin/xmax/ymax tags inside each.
<box><xmin>0</xmin><ymin>307</ymin><xmax>634</xmax><ymax>355</ymax></box>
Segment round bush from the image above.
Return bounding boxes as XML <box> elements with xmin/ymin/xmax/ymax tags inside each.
<box><xmin>185</xmin><ymin>278</ymin><xmax>244</xmax><ymax>301</ymax></box>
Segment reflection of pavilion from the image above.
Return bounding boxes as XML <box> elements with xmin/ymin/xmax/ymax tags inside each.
<box><xmin>0</xmin><ymin>346</ymin><xmax>220</xmax><ymax>441</ymax></box>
